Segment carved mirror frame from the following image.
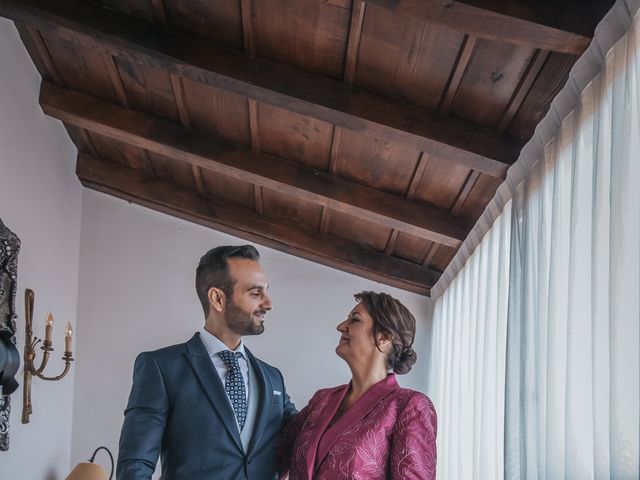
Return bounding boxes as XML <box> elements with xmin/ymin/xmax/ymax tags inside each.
<box><xmin>0</xmin><ymin>218</ymin><xmax>20</xmax><ymax>451</ymax></box>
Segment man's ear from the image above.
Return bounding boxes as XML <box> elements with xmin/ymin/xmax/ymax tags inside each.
<box><xmin>208</xmin><ymin>287</ymin><xmax>226</xmax><ymax>313</ymax></box>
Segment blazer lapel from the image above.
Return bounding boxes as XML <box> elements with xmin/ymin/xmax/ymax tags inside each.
<box><xmin>305</xmin><ymin>385</ymin><xmax>350</xmax><ymax>480</ymax></box>
<box><xmin>314</xmin><ymin>374</ymin><xmax>400</xmax><ymax>471</ymax></box>
<box><xmin>244</xmin><ymin>348</ymin><xmax>273</xmax><ymax>455</ymax></box>
<box><xmin>183</xmin><ymin>333</ymin><xmax>243</xmax><ymax>453</ymax></box>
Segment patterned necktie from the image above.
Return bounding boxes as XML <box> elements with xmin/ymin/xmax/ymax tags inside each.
<box><xmin>218</xmin><ymin>350</ymin><xmax>247</xmax><ymax>431</ymax></box>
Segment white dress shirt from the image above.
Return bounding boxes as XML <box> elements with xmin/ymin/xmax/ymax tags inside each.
<box><xmin>199</xmin><ymin>327</ymin><xmax>258</xmax><ymax>451</ymax></box>
<box><xmin>199</xmin><ymin>327</ymin><xmax>250</xmax><ymax>395</ymax></box>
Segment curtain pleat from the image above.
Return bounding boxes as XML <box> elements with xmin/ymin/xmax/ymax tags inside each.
<box><xmin>427</xmin><ymin>204</ymin><xmax>511</xmax><ymax>480</ymax></box>
<box><xmin>428</xmin><ymin>3</ymin><xmax>639</xmax><ymax>479</ymax></box>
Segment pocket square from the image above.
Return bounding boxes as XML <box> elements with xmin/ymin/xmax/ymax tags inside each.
<box><xmin>273</xmin><ymin>390</ymin><xmax>282</xmax><ymax>396</ymax></box>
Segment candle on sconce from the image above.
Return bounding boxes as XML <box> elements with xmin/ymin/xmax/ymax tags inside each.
<box><xmin>65</xmin><ymin>322</ymin><xmax>73</xmax><ymax>354</ymax></box>
<box><xmin>45</xmin><ymin>312</ymin><xmax>54</xmax><ymax>342</ymax></box>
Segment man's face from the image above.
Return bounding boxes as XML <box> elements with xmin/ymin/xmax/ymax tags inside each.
<box><xmin>224</xmin><ymin>258</ymin><xmax>272</xmax><ymax>336</ymax></box>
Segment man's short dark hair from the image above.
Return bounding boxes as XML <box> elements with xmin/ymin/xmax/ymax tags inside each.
<box><xmin>195</xmin><ymin>245</ymin><xmax>260</xmax><ymax>317</ymax></box>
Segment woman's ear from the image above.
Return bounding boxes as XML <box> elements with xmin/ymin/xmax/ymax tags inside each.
<box><xmin>208</xmin><ymin>287</ymin><xmax>226</xmax><ymax>313</ymax></box>
<box><xmin>376</xmin><ymin>329</ymin><xmax>393</xmax><ymax>351</ymax></box>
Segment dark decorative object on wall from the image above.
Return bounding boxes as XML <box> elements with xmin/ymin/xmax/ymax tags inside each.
<box><xmin>0</xmin><ymin>218</ymin><xmax>21</xmax><ymax>452</ymax></box>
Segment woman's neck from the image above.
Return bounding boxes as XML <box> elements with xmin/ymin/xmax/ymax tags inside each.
<box><xmin>346</xmin><ymin>360</ymin><xmax>388</xmax><ymax>404</ymax></box>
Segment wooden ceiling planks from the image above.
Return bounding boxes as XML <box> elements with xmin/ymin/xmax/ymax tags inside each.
<box><xmin>392</xmin><ymin>232</ymin><xmax>433</xmax><ymax>264</ymax></box>
<box><xmin>76</xmin><ymin>153</ymin><xmax>438</xmax><ymax>295</ymax></box>
<box><xmin>410</xmin><ymin>155</ymin><xmax>472</xmax><ymax>211</ymax></box>
<box><xmin>14</xmin><ymin>24</ymin><xmax>61</xmax><ymax>82</ymax></box>
<box><xmin>0</xmin><ymin>0</ymin><xmax>616</xmax><ymax>295</ymax></box>
<box><xmin>90</xmin><ymin>0</ymin><xmax>155</xmax><ymax>23</ymax></box>
<box><xmin>335</xmin><ymin>129</ymin><xmax>421</xmax><ymax>196</ymax></box>
<box><xmin>450</xmin><ymin>39</ymin><xmax>536</xmax><ymax>127</ymax></box>
<box><xmin>507</xmin><ymin>52</ymin><xmax>577</xmax><ymax>141</ymax></box>
<box><xmin>163</xmin><ymin>0</ymin><xmax>243</xmax><ymax>48</ymax></box>
<box><xmin>147</xmin><ymin>150</ymin><xmax>199</xmax><ymax>191</ymax></box>
<box><xmin>255</xmin><ymin>103</ymin><xmax>334</xmax><ymax>170</ymax></box>
<box><xmin>114</xmin><ymin>57</ymin><xmax>181</xmax><ymax>122</ymax></box>
<box><xmin>40</xmin><ymin>82</ymin><xmax>471</xmax><ymax>246</ymax></box>
<box><xmin>0</xmin><ymin>0</ymin><xmax>518</xmax><ymax>176</ymax></box>
<box><xmin>198</xmin><ymin>168</ymin><xmax>257</xmax><ymax>210</ymax></box>
<box><xmin>180</xmin><ymin>77</ymin><xmax>251</xmax><ymax>146</ymax></box>
<box><xmin>363</xmin><ymin>0</ymin><xmax>592</xmax><ymax>55</ymax></box>
<box><xmin>252</xmin><ymin>0</ymin><xmax>351</xmax><ymax>78</ymax></box>
<box><xmin>355</xmin><ymin>3</ymin><xmax>464</xmax><ymax>109</ymax></box>
<box><xmin>261</xmin><ymin>189</ymin><xmax>324</xmax><ymax>232</ymax></box>
<box><xmin>326</xmin><ymin>211</ymin><xmax>392</xmax><ymax>253</ymax></box>
<box><xmin>453</xmin><ymin>173</ymin><xmax>503</xmax><ymax>220</ymax></box>
<box><xmin>39</xmin><ymin>30</ymin><xmax>119</xmax><ymax>103</ymax></box>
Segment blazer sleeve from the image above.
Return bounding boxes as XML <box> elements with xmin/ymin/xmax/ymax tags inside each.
<box><xmin>389</xmin><ymin>394</ymin><xmax>438</xmax><ymax>480</ymax></box>
<box><xmin>116</xmin><ymin>352</ymin><xmax>169</xmax><ymax>480</ymax></box>
<box><xmin>277</xmin><ymin>390</ymin><xmax>321</xmax><ymax>478</ymax></box>
<box><xmin>277</xmin><ymin>368</ymin><xmax>298</xmax><ymax>422</ymax></box>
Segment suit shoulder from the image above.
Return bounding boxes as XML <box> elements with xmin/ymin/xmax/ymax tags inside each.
<box><xmin>136</xmin><ymin>340</ymin><xmax>188</xmax><ymax>361</ymax></box>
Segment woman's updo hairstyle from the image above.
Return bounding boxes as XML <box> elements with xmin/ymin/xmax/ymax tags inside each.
<box><xmin>354</xmin><ymin>291</ymin><xmax>417</xmax><ymax>375</ymax></box>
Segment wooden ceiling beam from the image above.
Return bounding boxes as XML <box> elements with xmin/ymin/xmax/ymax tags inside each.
<box><xmin>76</xmin><ymin>153</ymin><xmax>437</xmax><ymax>295</ymax></box>
<box><xmin>40</xmin><ymin>82</ymin><xmax>472</xmax><ymax>247</ymax></box>
<box><xmin>0</xmin><ymin>0</ymin><xmax>519</xmax><ymax>178</ymax></box>
<box><xmin>364</xmin><ymin>0</ymin><xmax>592</xmax><ymax>55</ymax></box>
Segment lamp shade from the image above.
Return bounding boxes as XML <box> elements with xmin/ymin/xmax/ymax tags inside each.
<box><xmin>65</xmin><ymin>462</ymin><xmax>108</xmax><ymax>480</ymax></box>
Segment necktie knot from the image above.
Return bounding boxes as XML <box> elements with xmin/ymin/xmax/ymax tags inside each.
<box><xmin>219</xmin><ymin>350</ymin><xmax>243</xmax><ymax>367</ymax></box>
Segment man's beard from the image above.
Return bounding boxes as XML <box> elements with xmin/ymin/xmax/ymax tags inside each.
<box><xmin>226</xmin><ymin>299</ymin><xmax>265</xmax><ymax>336</ymax></box>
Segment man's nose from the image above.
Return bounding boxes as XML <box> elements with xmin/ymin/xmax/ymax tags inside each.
<box><xmin>261</xmin><ymin>294</ymin><xmax>273</xmax><ymax>310</ymax></box>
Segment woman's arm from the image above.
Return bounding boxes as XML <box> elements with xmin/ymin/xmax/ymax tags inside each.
<box><xmin>389</xmin><ymin>394</ymin><xmax>438</xmax><ymax>480</ymax></box>
<box><xmin>277</xmin><ymin>391</ymin><xmax>321</xmax><ymax>479</ymax></box>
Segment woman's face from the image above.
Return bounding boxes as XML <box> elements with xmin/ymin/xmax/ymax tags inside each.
<box><xmin>336</xmin><ymin>302</ymin><xmax>386</xmax><ymax>366</ymax></box>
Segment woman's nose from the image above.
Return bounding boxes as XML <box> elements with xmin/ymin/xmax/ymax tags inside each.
<box><xmin>336</xmin><ymin>320</ymin><xmax>348</xmax><ymax>332</ymax></box>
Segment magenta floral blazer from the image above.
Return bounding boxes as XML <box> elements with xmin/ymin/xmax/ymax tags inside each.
<box><xmin>278</xmin><ymin>374</ymin><xmax>437</xmax><ymax>480</ymax></box>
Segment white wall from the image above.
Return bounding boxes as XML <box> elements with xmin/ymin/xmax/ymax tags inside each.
<box><xmin>70</xmin><ymin>189</ymin><xmax>434</xmax><ymax>473</ymax></box>
<box><xmin>0</xmin><ymin>16</ymin><xmax>433</xmax><ymax>479</ymax></box>
<box><xmin>0</xmin><ymin>18</ymin><xmax>82</xmax><ymax>480</ymax></box>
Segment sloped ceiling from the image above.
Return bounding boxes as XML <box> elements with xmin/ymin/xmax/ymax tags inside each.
<box><xmin>0</xmin><ymin>0</ymin><xmax>615</xmax><ymax>295</ymax></box>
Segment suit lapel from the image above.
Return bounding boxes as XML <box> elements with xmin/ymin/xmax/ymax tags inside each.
<box><xmin>245</xmin><ymin>348</ymin><xmax>273</xmax><ymax>455</ymax></box>
<box><xmin>314</xmin><ymin>374</ymin><xmax>400</xmax><ymax>472</ymax></box>
<box><xmin>183</xmin><ymin>333</ymin><xmax>243</xmax><ymax>453</ymax></box>
<box><xmin>305</xmin><ymin>385</ymin><xmax>350</xmax><ymax>480</ymax></box>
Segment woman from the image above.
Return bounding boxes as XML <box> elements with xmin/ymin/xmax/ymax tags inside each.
<box><xmin>279</xmin><ymin>291</ymin><xmax>437</xmax><ymax>480</ymax></box>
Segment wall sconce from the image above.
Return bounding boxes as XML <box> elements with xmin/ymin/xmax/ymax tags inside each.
<box><xmin>66</xmin><ymin>446</ymin><xmax>114</xmax><ymax>480</ymax></box>
<box><xmin>22</xmin><ymin>288</ymin><xmax>74</xmax><ymax>424</ymax></box>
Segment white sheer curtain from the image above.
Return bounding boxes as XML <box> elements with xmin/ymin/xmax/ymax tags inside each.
<box><xmin>427</xmin><ymin>2</ymin><xmax>640</xmax><ymax>479</ymax></box>
<box><xmin>427</xmin><ymin>202</ymin><xmax>511</xmax><ymax>480</ymax></box>
<box><xmin>504</xmin><ymin>6</ymin><xmax>640</xmax><ymax>479</ymax></box>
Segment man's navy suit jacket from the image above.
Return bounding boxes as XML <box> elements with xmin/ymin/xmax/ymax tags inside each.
<box><xmin>117</xmin><ymin>333</ymin><xmax>296</xmax><ymax>480</ymax></box>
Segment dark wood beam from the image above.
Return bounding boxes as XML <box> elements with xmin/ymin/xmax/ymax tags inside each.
<box><xmin>497</xmin><ymin>50</ymin><xmax>550</xmax><ymax>133</ymax></box>
<box><xmin>0</xmin><ymin>0</ymin><xmax>520</xmax><ymax>178</ymax></box>
<box><xmin>40</xmin><ymin>82</ymin><xmax>472</xmax><ymax>247</ymax></box>
<box><xmin>439</xmin><ymin>34</ymin><xmax>477</xmax><ymax>114</ymax></box>
<box><xmin>364</xmin><ymin>0</ymin><xmax>592</xmax><ymax>55</ymax></box>
<box><xmin>77</xmin><ymin>153</ymin><xmax>437</xmax><ymax>295</ymax></box>
<box><xmin>343</xmin><ymin>0</ymin><xmax>366</xmax><ymax>85</ymax></box>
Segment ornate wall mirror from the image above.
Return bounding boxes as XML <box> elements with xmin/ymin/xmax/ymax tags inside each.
<box><xmin>0</xmin><ymin>218</ymin><xmax>20</xmax><ymax>451</ymax></box>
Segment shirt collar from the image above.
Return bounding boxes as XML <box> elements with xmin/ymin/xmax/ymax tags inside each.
<box><xmin>199</xmin><ymin>327</ymin><xmax>246</xmax><ymax>358</ymax></box>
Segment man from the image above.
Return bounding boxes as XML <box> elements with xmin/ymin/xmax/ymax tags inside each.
<box><xmin>117</xmin><ymin>245</ymin><xmax>296</xmax><ymax>480</ymax></box>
